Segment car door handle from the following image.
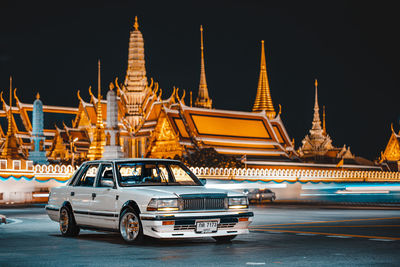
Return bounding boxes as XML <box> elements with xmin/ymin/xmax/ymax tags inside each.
<box><xmin>92</xmin><ymin>193</ymin><xmax>96</xmax><ymax>199</ymax></box>
<box><xmin>70</xmin><ymin>192</ymin><xmax>75</xmax><ymax>196</ymax></box>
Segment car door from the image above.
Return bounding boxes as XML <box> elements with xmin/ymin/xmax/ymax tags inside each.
<box><xmin>90</xmin><ymin>163</ymin><xmax>118</xmax><ymax>229</ymax></box>
<box><xmin>70</xmin><ymin>163</ymin><xmax>99</xmax><ymax>226</ymax></box>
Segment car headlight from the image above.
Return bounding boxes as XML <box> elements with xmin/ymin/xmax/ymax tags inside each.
<box><xmin>147</xmin><ymin>198</ymin><xmax>179</xmax><ymax>211</ymax></box>
<box><xmin>228</xmin><ymin>196</ymin><xmax>249</xmax><ymax>209</ymax></box>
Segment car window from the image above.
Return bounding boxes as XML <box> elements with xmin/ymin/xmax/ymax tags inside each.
<box><xmin>119</xmin><ymin>164</ymin><xmax>144</xmax><ymax>186</ymax></box>
<box><xmin>170</xmin><ymin>164</ymin><xmax>194</xmax><ymax>184</ymax></box>
<box><xmin>75</xmin><ymin>164</ymin><xmax>99</xmax><ymax>187</ymax></box>
<box><xmin>117</xmin><ymin>162</ymin><xmax>201</xmax><ymax>186</ymax></box>
<box><xmin>97</xmin><ymin>164</ymin><xmax>114</xmax><ymax>188</ymax></box>
<box><xmin>140</xmin><ymin>164</ymin><xmax>167</xmax><ymax>184</ymax></box>
<box><xmin>68</xmin><ymin>167</ymin><xmax>83</xmax><ymax>186</ymax></box>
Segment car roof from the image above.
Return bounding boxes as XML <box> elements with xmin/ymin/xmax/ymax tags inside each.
<box><xmin>80</xmin><ymin>158</ymin><xmax>181</xmax><ymax>165</ymax></box>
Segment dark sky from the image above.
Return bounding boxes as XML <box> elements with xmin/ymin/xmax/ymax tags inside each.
<box><xmin>1</xmin><ymin>2</ymin><xmax>399</xmax><ymax>161</ymax></box>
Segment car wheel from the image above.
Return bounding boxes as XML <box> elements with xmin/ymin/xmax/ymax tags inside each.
<box><xmin>213</xmin><ymin>235</ymin><xmax>237</xmax><ymax>243</ymax></box>
<box><xmin>59</xmin><ymin>206</ymin><xmax>80</xmax><ymax>237</ymax></box>
<box><xmin>119</xmin><ymin>208</ymin><xmax>143</xmax><ymax>244</ymax></box>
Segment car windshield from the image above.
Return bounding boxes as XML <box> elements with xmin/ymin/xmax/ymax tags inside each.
<box><xmin>116</xmin><ymin>161</ymin><xmax>202</xmax><ymax>187</ymax></box>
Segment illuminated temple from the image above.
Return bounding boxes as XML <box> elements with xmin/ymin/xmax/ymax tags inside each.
<box><xmin>298</xmin><ymin>79</ymin><xmax>354</xmax><ymax>162</ymax></box>
<box><xmin>0</xmin><ymin>18</ymin><xmax>382</xmax><ymax>171</ymax></box>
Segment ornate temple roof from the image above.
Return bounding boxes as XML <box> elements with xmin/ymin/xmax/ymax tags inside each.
<box><xmin>380</xmin><ymin>124</ymin><xmax>400</xmax><ymax>168</ymax></box>
<box><xmin>165</xmin><ymin>103</ymin><xmax>293</xmax><ymax>157</ymax></box>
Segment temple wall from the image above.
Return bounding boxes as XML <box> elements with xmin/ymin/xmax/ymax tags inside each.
<box><xmin>1</xmin><ymin>162</ymin><xmax>400</xmax><ymax>204</ymax></box>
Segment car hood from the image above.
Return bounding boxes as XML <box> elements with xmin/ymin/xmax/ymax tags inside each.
<box><xmin>122</xmin><ymin>186</ymin><xmax>241</xmax><ymax>198</ymax></box>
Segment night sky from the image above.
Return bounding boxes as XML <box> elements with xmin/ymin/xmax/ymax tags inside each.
<box><xmin>1</xmin><ymin>2</ymin><xmax>399</xmax><ymax>161</ymax></box>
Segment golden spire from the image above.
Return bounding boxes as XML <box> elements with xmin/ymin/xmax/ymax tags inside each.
<box><xmin>87</xmin><ymin>60</ymin><xmax>105</xmax><ymax>160</ymax></box>
<box><xmin>323</xmin><ymin>105</ymin><xmax>326</xmax><ymax>135</ymax></box>
<box><xmin>310</xmin><ymin>78</ymin><xmax>323</xmax><ymax>136</ymax></box>
<box><xmin>1</xmin><ymin>76</ymin><xmax>22</xmax><ymax>159</ymax></box>
<box><xmin>195</xmin><ymin>25</ymin><xmax>212</xmax><ymax>109</ymax></box>
<box><xmin>252</xmin><ymin>40</ymin><xmax>276</xmax><ymax>119</ymax></box>
<box><xmin>36</xmin><ymin>92</ymin><xmax>40</xmax><ymax>100</ymax></box>
<box><xmin>134</xmin><ymin>16</ymin><xmax>139</xmax><ymax>31</ymax></box>
<box><xmin>7</xmin><ymin>76</ymin><xmax>13</xmax><ymax>134</ymax></box>
<box><xmin>96</xmin><ymin>59</ymin><xmax>103</xmax><ymax>127</ymax></box>
<box><xmin>314</xmin><ymin>79</ymin><xmax>319</xmax><ymax>111</ymax></box>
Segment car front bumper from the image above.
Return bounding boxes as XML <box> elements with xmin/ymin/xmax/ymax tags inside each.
<box><xmin>140</xmin><ymin>211</ymin><xmax>253</xmax><ymax>239</ymax></box>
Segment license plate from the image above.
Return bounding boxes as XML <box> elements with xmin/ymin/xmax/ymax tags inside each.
<box><xmin>195</xmin><ymin>220</ymin><xmax>218</xmax><ymax>233</ymax></box>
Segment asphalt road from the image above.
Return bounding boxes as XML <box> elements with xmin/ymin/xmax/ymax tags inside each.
<box><xmin>1</xmin><ymin>205</ymin><xmax>400</xmax><ymax>266</ymax></box>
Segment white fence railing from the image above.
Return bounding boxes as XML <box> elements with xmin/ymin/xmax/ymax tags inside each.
<box><xmin>1</xmin><ymin>163</ymin><xmax>400</xmax><ymax>183</ymax></box>
<box><xmin>189</xmin><ymin>167</ymin><xmax>400</xmax><ymax>182</ymax></box>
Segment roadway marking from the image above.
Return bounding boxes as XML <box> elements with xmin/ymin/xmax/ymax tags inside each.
<box><xmin>296</xmin><ymin>233</ymin><xmax>317</xmax><ymax>236</ymax></box>
<box><xmin>260</xmin><ymin>225</ymin><xmax>400</xmax><ymax>229</ymax></box>
<box><xmin>250</xmin><ymin>217</ymin><xmax>400</xmax><ymax>228</ymax></box>
<box><xmin>251</xmin><ymin>229</ymin><xmax>400</xmax><ymax>241</ymax></box>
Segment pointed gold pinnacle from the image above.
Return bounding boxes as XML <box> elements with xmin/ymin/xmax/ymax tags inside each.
<box><xmin>134</xmin><ymin>16</ymin><xmax>139</xmax><ymax>31</ymax></box>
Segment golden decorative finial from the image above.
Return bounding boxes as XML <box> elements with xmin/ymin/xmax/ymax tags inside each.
<box><xmin>9</xmin><ymin>76</ymin><xmax>12</xmax><ymax>109</ymax></box>
<box><xmin>252</xmin><ymin>40</ymin><xmax>276</xmax><ymax>119</ymax></box>
<box><xmin>96</xmin><ymin>60</ymin><xmax>103</xmax><ymax>127</ymax></box>
<box><xmin>98</xmin><ymin>59</ymin><xmax>101</xmax><ymax>100</ymax></box>
<box><xmin>315</xmin><ymin>78</ymin><xmax>318</xmax><ymax>88</ymax></box>
<box><xmin>87</xmin><ymin>60</ymin><xmax>105</xmax><ymax>160</ymax></box>
<box><xmin>323</xmin><ymin>105</ymin><xmax>326</xmax><ymax>135</ymax></box>
<box><xmin>36</xmin><ymin>92</ymin><xmax>40</xmax><ymax>100</ymax></box>
<box><xmin>195</xmin><ymin>25</ymin><xmax>212</xmax><ymax>109</ymax></box>
<box><xmin>200</xmin><ymin>25</ymin><xmax>203</xmax><ymax>51</ymax></box>
<box><xmin>134</xmin><ymin>16</ymin><xmax>139</xmax><ymax>31</ymax></box>
<box><xmin>1</xmin><ymin>75</ymin><xmax>21</xmax><ymax>159</ymax></box>
<box><xmin>109</xmin><ymin>82</ymin><xmax>114</xmax><ymax>90</ymax></box>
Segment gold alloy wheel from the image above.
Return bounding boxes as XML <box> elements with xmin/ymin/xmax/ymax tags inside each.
<box><xmin>59</xmin><ymin>208</ymin><xmax>69</xmax><ymax>234</ymax></box>
<box><xmin>120</xmin><ymin>211</ymin><xmax>140</xmax><ymax>241</ymax></box>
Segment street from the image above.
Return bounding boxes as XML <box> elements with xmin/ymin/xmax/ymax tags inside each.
<box><xmin>1</xmin><ymin>205</ymin><xmax>400</xmax><ymax>266</ymax></box>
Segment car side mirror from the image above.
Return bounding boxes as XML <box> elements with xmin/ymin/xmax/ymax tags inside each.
<box><xmin>200</xmin><ymin>178</ymin><xmax>207</xmax><ymax>185</ymax></box>
<box><xmin>101</xmin><ymin>179</ymin><xmax>114</xmax><ymax>188</ymax></box>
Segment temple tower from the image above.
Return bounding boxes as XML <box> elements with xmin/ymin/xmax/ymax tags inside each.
<box><xmin>1</xmin><ymin>76</ymin><xmax>22</xmax><ymax>159</ymax></box>
<box><xmin>252</xmin><ymin>40</ymin><xmax>276</xmax><ymax>120</ymax></box>
<box><xmin>28</xmin><ymin>93</ymin><xmax>48</xmax><ymax>164</ymax></box>
<box><xmin>299</xmin><ymin>79</ymin><xmax>334</xmax><ymax>156</ymax></box>
<box><xmin>194</xmin><ymin>25</ymin><xmax>212</xmax><ymax>109</ymax></box>
<box><xmin>102</xmin><ymin>83</ymin><xmax>123</xmax><ymax>159</ymax></box>
<box><xmin>124</xmin><ymin>16</ymin><xmax>149</xmax><ymax>128</ymax></box>
<box><xmin>87</xmin><ymin>60</ymin><xmax>105</xmax><ymax>160</ymax></box>
<box><xmin>309</xmin><ymin>79</ymin><xmax>324</xmax><ymax>138</ymax></box>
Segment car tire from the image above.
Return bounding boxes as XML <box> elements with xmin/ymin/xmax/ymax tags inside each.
<box><xmin>119</xmin><ymin>208</ymin><xmax>144</xmax><ymax>244</ymax></box>
<box><xmin>213</xmin><ymin>235</ymin><xmax>237</xmax><ymax>243</ymax></box>
<box><xmin>59</xmin><ymin>206</ymin><xmax>80</xmax><ymax>237</ymax></box>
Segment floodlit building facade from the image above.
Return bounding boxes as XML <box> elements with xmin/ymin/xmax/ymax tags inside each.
<box><xmin>0</xmin><ymin>18</ymin><xmax>381</xmax><ymax>171</ymax></box>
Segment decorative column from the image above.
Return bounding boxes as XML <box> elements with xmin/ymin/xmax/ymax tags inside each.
<box><xmin>28</xmin><ymin>93</ymin><xmax>48</xmax><ymax>164</ymax></box>
<box><xmin>102</xmin><ymin>83</ymin><xmax>123</xmax><ymax>159</ymax></box>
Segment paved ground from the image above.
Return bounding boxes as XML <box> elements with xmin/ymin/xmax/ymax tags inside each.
<box><xmin>1</xmin><ymin>204</ymin><xmax>400</xmax><ymax>266</ymax></box>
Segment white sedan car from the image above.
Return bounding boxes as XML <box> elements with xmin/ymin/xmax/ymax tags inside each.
<box><xmin>46</xmin><ymin>159</ymin><xmax>253</xmax><ymax>244</ymax></box>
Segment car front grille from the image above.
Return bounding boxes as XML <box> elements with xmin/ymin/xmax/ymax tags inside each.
<box><xmin>179</xmin><ymin>193</ymin><xmax>227</xmax><ymax>210</ymax></box>
<box><xmin>181</xmin><ymin>198</ymin><xmax>226</xmax><ymax>210</ymax></box>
